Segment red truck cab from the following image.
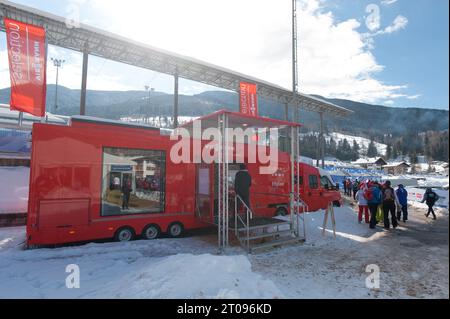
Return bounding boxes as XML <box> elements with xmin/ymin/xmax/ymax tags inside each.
<box><xmin>298</xmin><ymin>163</ymin><xmax>343</xmax><ymax>212</ymax></box>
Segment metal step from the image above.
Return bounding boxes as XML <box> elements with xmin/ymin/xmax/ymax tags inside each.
<box><xmin>244</xmin><ymin>229</ymin><xmax>293</xmax><ymax>241</ymax></box>
<box><xmin>233</xmin><ymin>217</ymin><xmax>291</xmax><ymax>231</ymax></box>
<box><xmin>249</xmin><ymin>236</ymin><xmax>304</xmax><ymax>253</ymax></box>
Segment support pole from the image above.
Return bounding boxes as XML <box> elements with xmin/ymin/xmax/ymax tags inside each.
<box><xmin>173</xmin><ymin>71</ymin><xmax>179</xmax><ymax>128</ymax></box>
<box><xmin>18</xmin><ymin>112</ymin><xmax>23</xmax><ymax>127</ymax></box>
<box><xmin>80</xmin><ymin>44</ymin><xmax>89</xmax><ymax>116</ymax></box>
<box><xmin>54</xmin><ymin>65</ymin><xmax>59</xmax><ymax>113</ymax></box>
<box><xmin>320</xmin><ymin>112</ymin><xmax>325</xmax><ymax>169</ymax></box>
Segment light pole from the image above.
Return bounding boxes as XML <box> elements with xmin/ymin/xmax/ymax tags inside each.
<box><xmin>144</xmin><ymin>85</ymin><xmax>155</xmax><ymax>124</ymax></box>
<box><xmin>51</xmin><ymin>58</ymin><xmax>65</xmax><ymax>113</ymax></box>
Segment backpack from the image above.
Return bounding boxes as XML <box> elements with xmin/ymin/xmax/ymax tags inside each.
<box><xmin>364</xmin><ymin>188</ymin><xmax>374</xmax><ymax>201</ymax></box>
<box><xmin>383</xmin><ymin>188</ymin><xmax>395</xmax><ymax>202</ymax></box>
<box><xmin>427</xmin><ymin>192</ymin><xmax>439</xmax><ymax>205</ymax></box>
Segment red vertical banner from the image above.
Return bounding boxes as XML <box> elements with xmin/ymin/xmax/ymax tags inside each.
<box><xmin>240</xmin><ymin>82</ymin><xmax>258</xmax><ymax>117</ymax></box>
<box><xmin>4</xmin><ymin>18</ymin><xmax>47</xmax><ymax>117</ymax></box>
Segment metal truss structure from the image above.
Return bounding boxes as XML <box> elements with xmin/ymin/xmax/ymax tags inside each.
<box><xmin>0</xmin><ymin>0</ymin><xmax>353</xmax><ymax>120</ymax></box>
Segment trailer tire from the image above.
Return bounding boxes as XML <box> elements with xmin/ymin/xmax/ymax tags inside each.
<box><xmin>114</xmin><ymin>227</ymin><xmax>135</xmax><ymax>242</ymax></box>
<box><xmin>276</xmin><ymin>207</ymin><xmax>288</xmax><ymax>217</ymax></box>
<box><xmin>168</xmin><ymin>222</ymin><xmax>184</xmax><ymax>238</ymax></box>
<box><xmin>142</xmin><ymin>224</ymin><xmax>161</xmax><ymax>240</ymax></box>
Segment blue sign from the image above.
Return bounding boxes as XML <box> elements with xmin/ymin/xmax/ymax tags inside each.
<box><xmin>111</xmin><ymin>165</ymin><xmax>133</xmax><ymax>172</ymax></box>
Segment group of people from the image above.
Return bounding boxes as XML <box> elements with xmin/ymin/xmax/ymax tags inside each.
<box><xmin>343</xmin><ymin>179</ymin><xmax>359</xmax><ymax>199</ymax></box>
<box><xmin>348</xmin><ymin>179</ymin><xmax>440</xmax><ymax>230</ymax></box>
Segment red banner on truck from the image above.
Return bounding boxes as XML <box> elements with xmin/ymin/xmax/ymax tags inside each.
<box><xmin>239</xmin><ymin>82</ymin><xmax>258</xmax><ymax>117</ymax></box>
<box><xmin>4</xmin><ymin>18</ymin><xmax>47</xmax><ymax>117</ymax></box>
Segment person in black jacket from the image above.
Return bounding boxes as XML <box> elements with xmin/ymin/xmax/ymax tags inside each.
<box><xmin>422</xmin><ymin>188</ymin><xmax>440</xmax><ymax>220</ymax></box>
<box><xmin>121</xmin><ymin>179</ymin><xmax>132</xmax><ymax>210</ymax></box>
<box><xmin>234</xmin><ymin>164</ymin><xmax>252</xmax><ymax>209</ymax></box>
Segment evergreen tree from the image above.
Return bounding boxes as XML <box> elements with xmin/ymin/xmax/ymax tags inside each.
<box><xmin>351</xmin><ymin>140</ymin><xmax>360</xmax><ymax>161</ymax></box>
<box><xmin>367</xmin><ymin>139</ymin><xmax>378</xmax><ymax>158</ymax></box>
<box><xmin>410</xmin><ymin>151</ymin><xmax>418</xmax><ymax>174</ymax></box>
<box><xmin>385</xmin><ymin>143</ymin><xmax>393</xmax><ymax>160</ymax></box>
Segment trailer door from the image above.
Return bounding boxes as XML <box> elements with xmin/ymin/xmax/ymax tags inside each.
<box><xmin>196</xmin><ymin>164</ymin><xmax>213</xmax><ymax>222</ymax></box>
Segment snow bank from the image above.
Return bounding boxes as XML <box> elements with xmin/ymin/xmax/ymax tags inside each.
<box><xmin>0</xmin><ymin>232</ymin><xmax>283</xmax><ymax>299</ymax></box>
<box><xmin>0</xmin><ymin>167</ymin><xmax>29</xmax><ymax>214</ymax></box>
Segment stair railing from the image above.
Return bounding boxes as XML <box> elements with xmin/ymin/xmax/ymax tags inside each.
<box><xmin>296</xmin><ymin>197</ymin><xmax>308</xmax><ymax>239</ymax></box>
<box><xmin>234</xmin><ymin>194</ymin><xmax>254</xmax><ymax>252</ymax></box>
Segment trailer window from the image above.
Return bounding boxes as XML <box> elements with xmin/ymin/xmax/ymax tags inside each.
<box><xmin>101</xmin><ymin>147</ymin><xmax>166</xmax><ymax>216</ymax></box>
<box><xmin>309</xmin><ymin>175</ymin><xmax>319</xmax><ymax>189</ymax></box>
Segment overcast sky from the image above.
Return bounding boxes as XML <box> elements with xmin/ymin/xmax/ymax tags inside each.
<box><xmin>0</xmin><ymin>0</ymin><xmax>448</xmax><ymax>110</ymax></box>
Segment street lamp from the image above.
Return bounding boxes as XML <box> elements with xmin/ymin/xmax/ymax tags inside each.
<box><xmin>144</xmin><ymin>85</ymin><xmax>155</xmax><ymax>124</ymax></box>
<box><xmin>51</xmin><ymin>58</ymin><xmax>65</xmax><ymax>113</ymax></box>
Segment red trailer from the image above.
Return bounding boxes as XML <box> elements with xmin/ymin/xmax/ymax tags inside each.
<box><xmin>26</xmin><ymin>112</ymin><xmax>341</xmax><ymax>248</ymax></box>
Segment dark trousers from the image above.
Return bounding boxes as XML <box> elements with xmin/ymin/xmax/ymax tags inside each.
<box><xmin>368</xmin><ymin>204</ymin><xmax>379</xmax><ymax>229</ymax></box>
<box><xmin>426</xmin><ymin>204</ymin><xmax>436</xmax><ymax>219</ymax></box>
<box><xmin>122</xmin><ymin>193</ymin><xmax>130</xmax><ymax>210</ymax></box>
<box><xmin>353</xmin><ymin>190</ymin><xmax>357</xmax><ymax>200</ymax></box>
<box><xmin>397</xmin><ymin>205</ymin><xmax>408</xmax><ymax>221</ymax></box>
<box><xmin>383</xmin><ymin>201</ymin><xmax>398</xmax><ymax>229</ymax></box>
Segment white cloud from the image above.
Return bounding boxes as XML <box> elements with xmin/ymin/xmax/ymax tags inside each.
<box><xmin>381</xmin><ymin>0</ymin><xmax>398</xmax><ymax>6</ymax></box>
<box><xmin>0</xmin><ymin>0</ymin><xmax>417</xmax><ymax>105</ymax></box>
<box><xmin>373</xmin><ymin>15</ymin><xmax>409</xmax><ymax>36</ymax></box>
<box><xmin>406</xmin><ymin>94</ymin><xmax>421</xmax><ymax>100</ymax></box>
<box><xmin>383</xmin><ymin>15</ymin><xmax>409</xmax><ymax>34</ymax></box>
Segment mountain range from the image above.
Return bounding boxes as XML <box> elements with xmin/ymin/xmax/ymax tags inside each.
<box><xmin>1</xmin><ymin>85</ymin><xmax>448</xmax><ymax>140</ymax></box>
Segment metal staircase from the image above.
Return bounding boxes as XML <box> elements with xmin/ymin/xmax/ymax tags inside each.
<box><xmin>233</xmin><ymin>194</ymin><xmax>305</xmax><ymax>253</ymax></box>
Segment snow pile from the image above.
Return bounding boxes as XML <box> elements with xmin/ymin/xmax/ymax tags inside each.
<box><xmin>0</xmin><ymin>234</ymin><xmax>283</xmax><ymax>299</ymax></box>
<box><xmin>0</xmin><ymin>167</ymin><xmax>29</xmax><ymax>214</ymax></box>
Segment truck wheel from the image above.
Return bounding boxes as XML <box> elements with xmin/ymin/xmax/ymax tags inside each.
<box><xmin>142</xmin><ymin>224</ymin><xmax>161</xmax><ymax>240</ymax></box>
<box><xmin>114</xmin><ymin>227</ymin><xmax>135</xmax><ymax>242</ymax></box>
<box><xmin>276</xmin><ymin>207</ymin><xmax>288</xmax><ymax>217</ymax></box>
<box><xmin>168</xmin><ymin>222</ymin><xmax>184</xmax><ymax>238</ymax></box>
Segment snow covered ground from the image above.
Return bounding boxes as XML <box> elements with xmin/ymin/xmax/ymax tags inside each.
<box><xmin>327</xmin><ymin>132</ymin><xmax>387</xmax><ymax>156</ymax></box>
<box><xmin>0</xmin><ymin>228</ymin><xmax>282</xmax><ymax>299</ymax></box>
<box><xmin>0</xmin><ymin>204</ymin><xmax>447</xmax><ymax>299</ymax></box>
<box><xmin>0</xmin><ymin>167</ymin><xmax>29</xmax><ymax>214</ymax></box>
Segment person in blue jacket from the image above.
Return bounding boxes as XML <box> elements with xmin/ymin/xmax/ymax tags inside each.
<box><xmin>396</xmin><ymin>184</ymin><xmax>408</xmax><ymax>222</ymax></box>
<box><xmin>367</xmin><ymin>182</ymin><xmax>383</xmax><ymax>229</ymax></box>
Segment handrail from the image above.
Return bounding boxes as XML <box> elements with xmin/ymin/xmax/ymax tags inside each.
<box><xmin>297</xmin><ymin>197</ymin><xmax>309</xmax><ymax>212</ymax></box>
<box><xmin>235</xmin><ymin>194</ymin><xmax>253</xmax><ymax>220</ymax></box>
<box><xmin>234</xmin><ymin>194</ymin><xmax>254</xmax><ymax>252</ymax></box>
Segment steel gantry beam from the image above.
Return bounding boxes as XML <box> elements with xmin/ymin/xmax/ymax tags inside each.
<box><xmin>0</xmin><ymin>0</ymin><xmax>353</xmax><ymax>119</ymax></box>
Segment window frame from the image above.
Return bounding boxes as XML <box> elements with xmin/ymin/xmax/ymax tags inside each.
<box><xmin>100</xmin><ymin>146</ymin><xmax>167</xmax><ymax>217</ymax></box>
<box><xmin>308</xmin><ymin>175</ymin><xmax>319</xmax><ymax>189</ymax></box>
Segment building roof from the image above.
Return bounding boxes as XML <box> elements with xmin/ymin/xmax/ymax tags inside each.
<box><xmin>352</xmin><ymin>157</ymin><xmax>387</xmax><ymax>166</ymax></box>
<box><xmin>383</xmin><ymin>162</ymin><xmax>411</xmax><ymax>168</ymax></box>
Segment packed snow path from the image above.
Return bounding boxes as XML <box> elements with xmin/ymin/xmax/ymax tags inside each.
<box><xmin>0</xmin><ymin>204</ymin><xmax>448</xmax><ymax>299</ymax></box>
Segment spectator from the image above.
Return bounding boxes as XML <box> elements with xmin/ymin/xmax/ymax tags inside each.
<box><xmin>421</xmin><ymin>188</ymin><xmax>440</xmax><ymax>220</ymax></box>
<box><xmin>367</xmin><ymin>182</ymin><xmax>383</xmax><ymax>229</ymax></box>
<box><xmin>356</xmin><ymin>183</ymin><xmax>369</xmax><ymax>224</ymax></box>
<box><xmin>352</xmin><ymin>179</ymin><xmax>360</xmax><ymax>200</ymax></box>
<box><xmin>382</xmin><ymin>181</ymin><xmax>399</xmax><ymax>230</ymax></box>
<box><xmin>396</xmin><ymin>184</ymin><xmax>409</xmax><ymax>222</ymax></box>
